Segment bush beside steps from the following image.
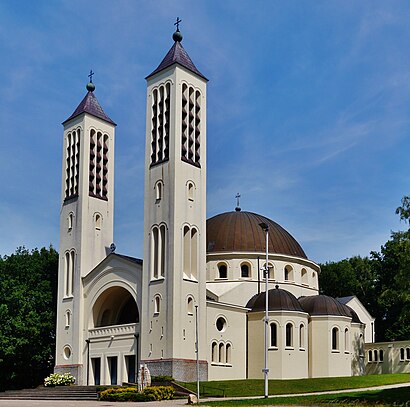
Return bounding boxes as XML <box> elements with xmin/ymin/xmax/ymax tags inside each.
<box><xmin>99</xmin><ymin>386</ymin><xmax>175</xmax><ymax>402</ymax></box>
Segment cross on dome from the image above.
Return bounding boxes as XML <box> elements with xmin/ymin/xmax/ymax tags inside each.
<box><xmin>235</xmin><ymin>193</ymin><xmax>241</xmax><ymax>212</ymax></box>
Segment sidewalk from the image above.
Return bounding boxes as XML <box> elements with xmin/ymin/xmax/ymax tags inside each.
<box><xmin>0</xmin><ymin>382</ymin><xmax>408</xmax><ymax>406</ymax></box>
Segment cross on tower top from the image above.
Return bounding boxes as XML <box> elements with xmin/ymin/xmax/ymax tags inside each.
<box><xmin>174</xmin><ymin>17</ymin><xmax>182</xmax><ymax>31</ymax></box>
<box><xmin>88</xmin><ymin>69</ymin><xmax>95</xmax><ymax>83</ymax></box>
<box><xmin>235</xmin><ymin>193</ymin><xmax>241</xmax><ymax>212</ymax></box>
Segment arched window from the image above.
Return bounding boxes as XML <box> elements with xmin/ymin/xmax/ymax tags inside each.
<box><xmin>267</xmin><ymin>263</ymin><xmax>274</xmax><ymax>280</ymax></box>
<box><xmin>95</xmin><ymin>214</ymin><xmax>102</xmax><ymax>230</ymax></box>
<box><xmin>211</xmin><ymin>342</ymin><xmax>217</xmax><ymax>362</ymax></box>
<box><xmin>285</xmin><ymin>323</ymin><xmax>293</xmax><ymax>347</ymax></box>
<box><xmin>301</xmin><ymin>268</ymin><xmax>308</xmax><ymax>285</ymax></box>
<box><xmin>182</xmin><ymin>224</ymin><xmax>198</xmax><ymax>280</ymax></box>
<box><xmin>218</xmin><ymin>264</ymin><xmax>227</xmax><ymax>279</ymax></box>
<box><xmin>284</xmin><ymin>265</ymin><xmax>293</xmax><ymax>281</ymax></box>
<box><xmin>332</xmin><ymin>327</ymin><xmax>339</xmax><ymax>351</ymax></box>
<box><xmin>270</xmin><ymin>323</ymin><xmax>277</xmax><ymax>347</ymax></box>
<box><xmin>241</xmin><ymin>263</ymin><xmax>250</xmax><ymax>278</ymax></box>
<box><xmin>187</xmin><ymin>296</ymin><xmax>194</xmax><ymax>315</ymax></box>
<box><xmin>299</xmin><ymin>324</ymin><xmax>305</xmax><ymax>349</ymax></box>
<box><xmin>374</xmin><ymin>349</ymin><xmax>378</xmax><ymax>362</ymax></box>
<box><xmin>226</xmin><ymin>344</ymin><xmax>232</xmax><ymax>364</ymax></box>
<box><xmin>155</xmin><ymin>181</ymin><xmax>163</xmax><ymax>202</ymax></box>
<box><xmin>400</xmin><ymin>348</ymin><xmax>405</xmax><ymax>361</ymax></box>
<box><xmin>344</xmin><ymin>328</ymin><xmax>349</xmax><ymax>352</ymax></box>
<box><xmin>154</xmin><ymin>296</ymin><xmax>160</xmax><ymax>315</ymax></box>
<box><xmin>187</xmin><ymin>181</ymin><xmax>194</xmax><ymax>201</ymax></box>
<box><xmin>151</xmin><ymin>225</ymin><xmax>166</xmax><ymax>279</ymax></box>
<box><xmin>368</xmin><ymin>349</ymin><xmax>373</xmax><ymax>362</ymax></box>
<box><xmin>68</xmin><ymin>213</ymin><xmax>73</xmax><ymax>231</ymax></box>
<box><xmin>65</xmin><ymin>310</ymin><xmax>71</xmax><ymax>328</ymax></box>
<box><xmin>312</xmin><ymin>271</ymin><xmax>317</xmax><ymax>289</ymax></box>
<box><xmin>191</xmin><ymin>228</ymin><xmax>198</xmax><ymax>279</ymax></box>
<box><xmin>407</xmin><ymin>348</ymin><xmax>410</xmax><ymax>360</ymax></box>
<box><xmin>218</xmin><ymin>343</ymin><xmax>225</xmax><ymax>363</ymax></box>
<box><xmin>379</xmin><ymin>349</ymin><xmax>384</xmax><ymax>362</ymax></box>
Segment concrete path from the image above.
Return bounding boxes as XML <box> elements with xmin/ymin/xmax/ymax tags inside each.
<box><xmin>0</xmin><ymin>382</ymin><xmax>408</xmax><ymax>406</ymax></box>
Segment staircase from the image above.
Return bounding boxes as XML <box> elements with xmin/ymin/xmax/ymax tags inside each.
<box><xmin>0</xmin><ymin>386</ymin><xmax>99</xmax><ymax>400</ymax></box>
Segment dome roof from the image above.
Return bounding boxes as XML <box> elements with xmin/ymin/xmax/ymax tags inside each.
<box><xmin>206</xmin><ymin>211</ymin><xmax>307</xmax><ymax>259</ymax></box>
<box><xmin>246</xmin><ymin>286</ymin><xmax>304</xmax><ymax>312</ymax></box>
<box><xmin>299</xmin><ymin>295</ymin><xmax>351</xmax><ymax>317</ymax></box>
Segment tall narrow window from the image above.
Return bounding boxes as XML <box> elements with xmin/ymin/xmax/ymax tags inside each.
<box><xmin>64</xmin><ymin>252</ymin><xmax>70</xmax><ymax>297</ymax></box>
<box><xmin>218</xmin><ymin>343</ymin><xmax>225</xmax><ymax>363</ymax></box>
<box><xmin>68</xmin><ymin>213</ymin><xmax>74</xmax><ymax>231</ymax></box>
<box><xmin>270</xmin><ymin>323</ymin><xmax>277</xmax><ymax>347</ymax></box>
<box><xmin>154</xmin><ymin>296</ymin><xmax>160</xmax><ymax>315</ymax></box>
<box><xmin>151</xmin><ymin>225</ymin><xmax>166</xmax><ymax>279</ymax></box>
<box><xmin>344</xmin><ymin>328</ymin><xmax>349</xmax><ymax>352</ymax></box>
<box><xmin>65</xmin><ymin>129</ymin><xmax>80</xmax><ymax>199</ymax></box>
<box><xmin>332</xmin><ymin>327</ymin><xmax>339</xmax><ymax>351</ymax></box>
<box><xmin>155</xmin><ymin>181</ymin><xmax>163</xmax><ymax>202</ymax></box>
<box><xmin>299</xmin><ymin>324</ymin><xmax>305</xmax><ymax>349</ymax></box>
<box><xmin>286</xmin><ymin>323</ymin><xmax>293</xmax><ymax>347</ymax></box>
<box><xmin>181</xmin><ymin>84</ymin><xmax>201</xmax><ymax>167</ymax></box>
<box><xmin>226</xmin><ymin>344</ymin><xmax>232</xmax><ymax>364</ymax></box>
<box><xmin>400</xmin><ymin>348</ymin><xmax>405</xmax><ymax>361</ymax></box>
<box><xmin>407</xmin><ymin>348</ymin><xmax>410</xmax><ymax>360</ymax></box>
<box><xmin>301</xmin><ymin>268</ymin><xmax>308</xmax><ymax>285</ymax></box>
<box><xmin>95</xmin><ymin>214</ymin><xmax>102</xmax><ymax>230</ymax></box>
<box><xmin>284</xmin><ymin>265</ymin><xmax>293</xmax><ymax>281</ymax></box>
<box><xmin>65</xmin><ymin>310</ymin><xmax>71</xmax><ymax>328</ymax></box>
<box><xmin>211</xmin><ymin>342</ymin><xmax>217</xmax><ymax>363</ymax></box>
<box><xmin>70</xmin><ymin>250</ymin><xmax>75</xmax><ymax>296</ymax></box>
<box><xmin>187</xmin><ymin>297</ymin><xmax>194</xmax><ymax>315</ymax></box>
<box><xmin>89</xmin><ymin>130</ymin><xmax>109</xmax><ymax>199</ymax></box>
<box><xmin>191</xmin><ymin>228</ymin><xmax>198</xmax><ymax>280</ymax></box>
<box><xmin>368</xmin><ymin>349</ymin><xmax>373</xmax><ymax>362</ymax></box>
<box><xmin>150</xmin><ymin>83</ymin><xmax>170</xmax><ymax>165</ymax></box>
<box><xmin>183</xmin><ymin>226</ymin><xmax>190</xmax><ymax>276</ymax></box>
<box><xmin>374</xmin><ymin>349</ymin><xmax>378</xmax><ymax>362</ymax></box>
<box><xmin>187</xmin><ymin>182</ymin><xmax>194</xmax><ymax>201</ymax></box>
<box><xmin>182</xmin><ymin>225</ymin><xmax>198</xmax><ymax>280</ymax></box>
<box><xmin>379</xmin><ymin>349</ymin><xmax>384</xmax><ymax>362</ymax></box>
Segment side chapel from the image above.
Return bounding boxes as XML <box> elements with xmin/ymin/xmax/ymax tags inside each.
<box><xmin>54</xmin><ymin>25</ymin><xmax>375</xmax><ymax>385</ymax></box>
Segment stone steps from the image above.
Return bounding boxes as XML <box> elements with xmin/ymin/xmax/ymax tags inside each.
<box><xmin>0</xmin><ymin>386</ymin><xmax>98</xmax><ymax>400</ymax></box>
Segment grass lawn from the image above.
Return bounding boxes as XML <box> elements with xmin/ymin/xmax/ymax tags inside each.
<box><xmin>178</xmin><ymin>373</ymin><xmax>410</xmax><ymax>398</ymax></box>
<box><xmin>202</xmin><ymin>386</ymin><xmax>410</xmax><ymax>406</ymax></box>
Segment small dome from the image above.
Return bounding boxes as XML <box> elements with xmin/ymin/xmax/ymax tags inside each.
<box><xmin>206</xmin><ymin>211</ymin><xmax>307</xmax><ymax>259</ymax></box>
<box><xmin>247</xmin><ymin>287</ymin><xmax>304</xmax><ymax>312</ymax></box>
<box><xmin>299</xmin><ymin>295</ymin><xmax>351</xmax><ymax>317</ymax></box>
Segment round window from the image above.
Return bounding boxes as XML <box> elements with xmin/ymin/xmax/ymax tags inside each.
<box><xmin>216</xmin><ymin>317</ymin><xmax>227</xmax><ymax>332</ymax></box>
<box><xmin>63</xmin><ymin>346</ymin><xmax>71</xmax><ymax>360</ymax></box>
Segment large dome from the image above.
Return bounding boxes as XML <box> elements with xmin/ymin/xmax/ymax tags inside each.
<box><xmin>206</xmin><ymin>211</ymin><xmax>307</xmax><ymax>259</ymax></box>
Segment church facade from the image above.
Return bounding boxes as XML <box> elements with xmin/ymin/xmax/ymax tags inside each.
<box><xmin>54</xmin><ymin>27</ymin><xmax>373</xmax><ymax>385</ymax></box>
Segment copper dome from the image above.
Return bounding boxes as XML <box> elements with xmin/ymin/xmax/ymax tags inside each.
<box><xmin>299</xmin><ymin>295</ymin><xmax>351</xmax><ymax>317</ymax></box>
<box><xmin>246</xmin><ymin>287</ymin><xmax>304</xmax><ymax>312</ymax></box>
<box><xmin>206</xmin><ymin>211</ymin><xmax>307</xmax><ymax>259</ymax></box>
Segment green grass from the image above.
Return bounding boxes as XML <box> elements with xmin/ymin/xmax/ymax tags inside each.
<box><xmin>178</xmin><ymin>373</ymin><xmax>410</xmax><ymax>398</ymax></box>
<box><xmin>202</xmin><ymin>386</ymin><xmax>410</xmax><ymax>406</ymax></box>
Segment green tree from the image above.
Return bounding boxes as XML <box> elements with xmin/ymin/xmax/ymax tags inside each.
<box><xmin>0</xmin><ymin>246</ymin><xmax>58</xmax><ymax>391</ymax></box>
<box><xmin>396</xmin><ymin>195</ymin><xmax>410</xmax><ymax>226</ymax></box>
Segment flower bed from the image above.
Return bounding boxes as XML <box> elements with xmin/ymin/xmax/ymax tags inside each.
<box><xmin>44</xmin><ymin>372</ymin><xmax>76</xmax><ymax>386</ymax></box>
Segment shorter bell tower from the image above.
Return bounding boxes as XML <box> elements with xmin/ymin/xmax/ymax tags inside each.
<box><xmin>54</xmin><ymin>76</ymin><xmax>116</xmax><ymax>383</ymax></box>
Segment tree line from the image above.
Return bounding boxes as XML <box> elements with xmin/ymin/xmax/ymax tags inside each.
<box><xmin>319</xmin><ymin>196</ymin><xmax>410</xmax><ymax>342</ymax></box>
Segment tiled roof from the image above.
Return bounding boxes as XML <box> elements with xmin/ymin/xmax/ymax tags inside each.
<box><xmin>146</xmin><ymin>40</ymin><xmax>207</xmax><ymax>81</ymax></box>
<box><xmin>206</xmin><ymin>211</ymin><xmax>307</xmax><ymax>259</ymax></box>
<box><xmin>63</xmin><ymin>91</ymin><xmax>116</xmax><ymax>125</ymax></box>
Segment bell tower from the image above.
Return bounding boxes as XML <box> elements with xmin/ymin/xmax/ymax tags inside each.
<box><xmin>141</xmin><ymin>23</ymin><xmax>208</xmax><ymax>381</ymax></box>
<box><xmin>54</xmin><ymin>76</ymin><xmax>116</xmax><ymax>383</ymax></box>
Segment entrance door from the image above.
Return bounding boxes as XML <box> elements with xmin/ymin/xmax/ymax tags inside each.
<box><xmin>125</xmin><ymin>355</ymin><xmax>136</xmax><ymax>383</ymax></box>
<box><xmin>91</xmin><ymin>358</ymin><xmax>101</xmax><ymax>385</ymax></box>
<box><xmin>108</xmin><ymin>356</ymin><xmax>118</xmax><ymax>385</ymax></box>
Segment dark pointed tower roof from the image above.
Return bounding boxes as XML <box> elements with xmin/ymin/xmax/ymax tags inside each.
<box><xmin>63</xmin><ymin>81</ymin><xmax>116</xmax><ymax>125</ymax></box>
<box><xmin>146</xmin><ymin>27</ymin><xmax>207</xmax><ymax>81</ymax></box>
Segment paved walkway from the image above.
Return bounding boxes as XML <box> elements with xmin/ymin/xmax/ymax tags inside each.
<box><xmin>0</xmin><ymin>382</ymin><xmax>408</xmax><ymax>406</ymax></box>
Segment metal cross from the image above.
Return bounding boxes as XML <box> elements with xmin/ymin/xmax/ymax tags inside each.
<box><xmin>174</xmin><ymin>17</ymin><xmax>182</xmax><ymax>31</ymax></box>
<box><xmin>88</xmin><ymin>69</ymin><xmax>94</xmax><ymax>83</ymax></box>
<box><xmin>236</xmin><ymin>193</ymin><xmax>241</xmax><ymax>208</ymax></box>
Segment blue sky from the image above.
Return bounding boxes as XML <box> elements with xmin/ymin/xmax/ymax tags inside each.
<box><xmin>0</xmin><ymin>0</ymin><xmax>409</xmax><ymax>263</ymax></box>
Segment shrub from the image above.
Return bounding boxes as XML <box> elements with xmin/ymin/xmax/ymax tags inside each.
<box><xmin>44</xmin><ymin>372</ymin><xmax>75</xmax><ymax>387</ymax></box>
<box><xmin>99</xmin><ymin>385</ymin><xmax>174</xmax><ymax>402</ymax></box>
<box><xmin>151</xmin><ymin>375</ymin><xmax>174</xmax><ymax>382</ymax></box>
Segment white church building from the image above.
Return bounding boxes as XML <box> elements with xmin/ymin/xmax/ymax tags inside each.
<box><xmin>54</xmin><ymin>26</ymin><xmax>375</xmax><ymax>385</ymax></box>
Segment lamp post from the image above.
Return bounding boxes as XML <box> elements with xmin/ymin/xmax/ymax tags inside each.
<box><xmin>259</xmin><ymin>222</ymin><xmax>269</xmax><ymax>398</ymax></box>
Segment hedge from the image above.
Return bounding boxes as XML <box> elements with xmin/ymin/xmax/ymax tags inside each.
<box><xmin>99</xmin><ymin>386</ymin><xmax>175</xmax><ymax>402</ymax></box>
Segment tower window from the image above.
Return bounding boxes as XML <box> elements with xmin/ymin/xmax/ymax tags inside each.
<box><xmin>182</xmin><ymin>224</ymin><xmax>198</xmax><ymax>280</ymax></box>
<box><xmin>89</xmin><ymin>130</ymin><xmax>109</xmax><ymax>200</ymax></box>
<box><xmin>65</xmin><ymin>310</ymin><xmax>71</xmax><ymax>328</ymax></box>
<box><xmin>150</xmin><ymin>83</ymin><xmax>170</xmax><ymax>165</ymax></box>
<box><xmin>150</xmin><ymin>225</ymin><xmax>166</xmax><ymax>279</ymax></box>
<box><xmin>154</xmin><ymin>296</ymin><xmax>160</xmax><ymax>315</ymax></box>
<box><xmin>155</xmin><ymin>181</ymin><xmax>163</xmax><ymax>202</ymax></box>
<box><xmin>187</xmin><ymin>182</ymin><xmax>194</xmax><ymax>201</ymax></box>
<box><xmin>68</xmin><ymin>213</ymin><xmax>74</xmax><ymax>231</ymax></box>
<box><xmin>65</xmin><ymin>129</ymin><xmax>80</xmax><ymax>199</ymax></box>
<box><xmin>95</xmin><ymin>214</ymin><xmax>102</xmax><ymax>230</ymax></box>
<box><xmin>64</xmin><ymin>250</ymin><xmax>75</xmax><ymax>297</ymax></box>
<box><xmin>218</xmin><ymin>264</ymin><xmax>227</xmax><ymax>279</ymax></box>
<box><xmin>181</xmin><ymin>84</ymin><xmax>201</xmax><ymax>167</ymax></box>
<box><xmin>187</xmin><ymin>296</ymin><xmax>194</xmax><ymax>315</ymax></box>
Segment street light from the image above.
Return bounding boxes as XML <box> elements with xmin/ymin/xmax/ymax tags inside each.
<box><xmin>259</xmin><ymin>222</ymin><xmax>269</xmax><ymax>398</ymax></box>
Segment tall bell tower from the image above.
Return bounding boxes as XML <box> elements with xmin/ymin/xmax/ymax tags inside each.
<box><xmin>141</xmin><ymin>23</ymin><xmax>208</xmax><ymax>381</ymax></box>
<box><xmin>54</xmin><ymin>77</ymin><xmax>116</xmax><ymax>383</ymax></box>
